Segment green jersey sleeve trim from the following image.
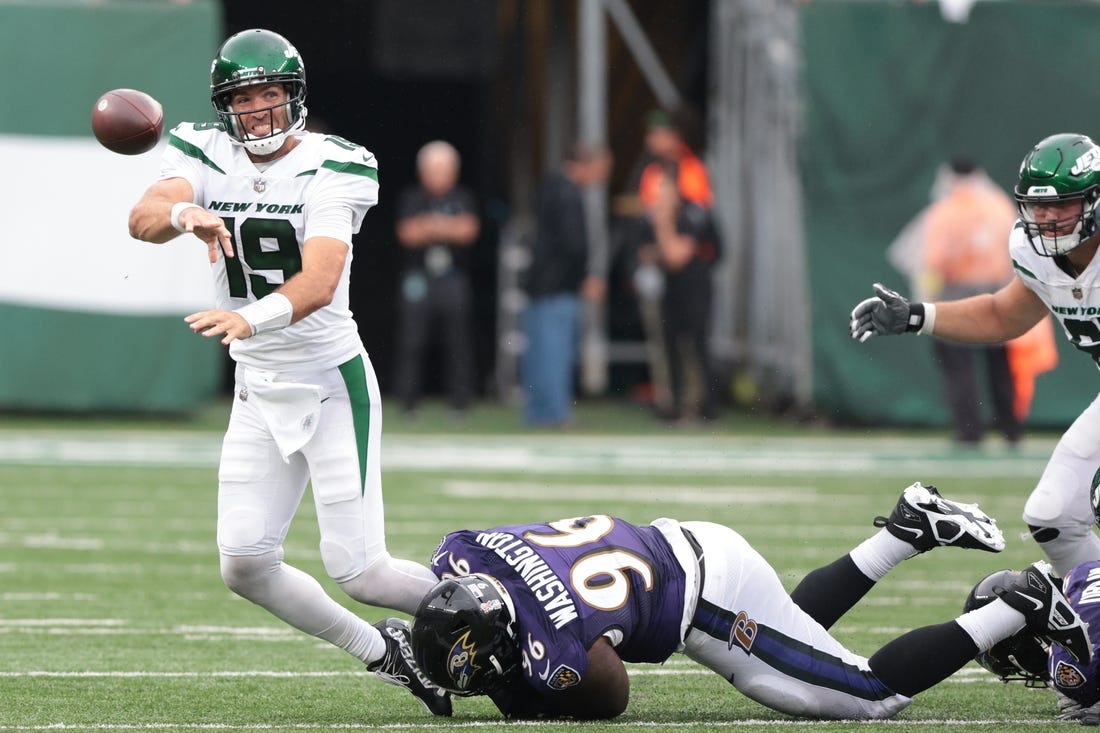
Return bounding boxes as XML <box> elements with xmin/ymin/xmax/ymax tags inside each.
<box><xmin>168</xmin><ymin>133</ymin><xmax>226</xmax><ymax>175</ymax></box>
<box><xmin>320</xmin><ymin>159</ymin><xmax>379</xmax><ymax>180</ymax></box>
<box><xmin>295</xmin><ymin>161</ymin><xmax>378</xmax><ymax>180</ymax></box>
<box><xmin>1012</xmin><ymin>258</ymin><xmax>1037</xmax><ymax>280</ymax></box>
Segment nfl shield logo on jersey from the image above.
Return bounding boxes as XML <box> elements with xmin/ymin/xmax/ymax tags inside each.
<box><xmin>253</xmin><ymin>178</ymin><xmax>266</xmax><ymax>193</ymax></box>
<box><xmin>1073</xmin><ymin>287</ymin><xmax>1084</xmax><ymax>300</ymax></box>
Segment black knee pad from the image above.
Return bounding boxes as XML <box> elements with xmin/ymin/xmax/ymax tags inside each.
<box><xmin>1026</xmin><ymin>523</ymin><xmax>1061</xmax><ymax>544</ymax></box>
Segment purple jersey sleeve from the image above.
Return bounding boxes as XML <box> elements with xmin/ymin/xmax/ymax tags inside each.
<box><xmin>1051</xmin><ymin>560</ymin><xmax>1100</xmax><ymax>705</ymax></box>
<box><xmin>430</xmin><ymin>515</ymin><xmax>687</xmax><ymax>695</ymax></box>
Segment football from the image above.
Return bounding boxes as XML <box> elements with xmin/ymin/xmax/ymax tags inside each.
<box><xmin>91</xmin><ymin>88</ymin><xmax>164</xmax><ymax>155</ymax></box>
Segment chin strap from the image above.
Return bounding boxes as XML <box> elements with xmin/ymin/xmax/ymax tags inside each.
<box><xmin>242</xmin><ymin>130</ymin><xmax>288</xmax><ymax>156</ymax></box>
<box><xmin>229</xmin><ymin>103</ymin><xmax>308</xmax><ymax>156</ymax></box>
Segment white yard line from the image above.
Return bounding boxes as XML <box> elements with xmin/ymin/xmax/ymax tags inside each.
<box><xmin>0</xmin><ymin>667</ymin><xmax>1000</xmax><ymax>683</ymax></box>
<box><xmin>0</xmin><ymin>430</ymin><xmax>1052</xmax><ymax>477</ymax></box>
<box><xmin>0</xmin><ymin>718</ymin><xmax>1055</xmax><ymax>730</ymax></box>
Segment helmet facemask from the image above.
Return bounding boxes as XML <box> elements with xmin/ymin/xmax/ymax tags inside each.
<box><xmin>214</xmin><ymin>81</ymin><xmax>307</xmax><ymax>157</ymax></box>
<box><xmin>975</xmin><ymin>636</ymin><xmax>1051</xmax><ymax>687</ymax></box>
<box><xmin>1016</xmin><ymin>188</ymin><xmax>1100</xmax><ymax>257</ymax></box>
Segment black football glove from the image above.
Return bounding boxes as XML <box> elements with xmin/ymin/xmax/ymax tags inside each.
<box><xmin>850</xmin><ymin>283</ymin><xmax>926</xmax><ymax>343</ymax></box>
<box><xmin>1058</xmin><ymin>690</ymin><xmax>1100</xmax><ymax>725</ymax></box>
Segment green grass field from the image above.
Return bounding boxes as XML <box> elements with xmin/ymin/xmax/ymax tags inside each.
<box><xmin>0</xmin><ymin>401</ymin><xmax>1070</xmax><ymax>732</ymax></box>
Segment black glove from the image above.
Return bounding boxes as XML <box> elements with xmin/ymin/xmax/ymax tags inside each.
<box><xmin>1058</xmin><ymin>690</ymin><xmax>1100</xmax><ymax>725</ymax></box>
<box><xmin>849</xmin><ymin>283</ymin><xmax>926</xmax><ymax>343</ymax></box>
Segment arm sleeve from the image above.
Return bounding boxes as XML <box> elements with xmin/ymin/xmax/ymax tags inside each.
<box><xmin>159</xmin><ymin>127</ymin><xmax>206</xmax><ymax>203</ymax></box>
<box><xmin>304</xmin><ymin>159</ymin><xmax>379</xmax><ymax>245</ymax></box>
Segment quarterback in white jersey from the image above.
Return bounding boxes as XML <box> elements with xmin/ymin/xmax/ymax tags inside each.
<box><xmin>851</xmin><ymin>132</ymin><xmax>1100</xmax><ymax>580</ymax></box>
<box><xmin>128</xmin><ymin>28</ymin><xmax>450</xmax><ymax>716</ymax></box>
<box><xmin>163</xmin><ymin>122</ymin><xmax>372</xmax><ymax>370</ymax></box>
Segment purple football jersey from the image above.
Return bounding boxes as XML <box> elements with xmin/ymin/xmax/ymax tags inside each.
<box><xmin>1051</xmin><ymin>560</ymin><xmax>1100</xmax><ymax>705</ymax></box>
<box><xmin>430</xmin><ymin>515</ymin><xmax>688</xmax><ymax>694</ymax></box>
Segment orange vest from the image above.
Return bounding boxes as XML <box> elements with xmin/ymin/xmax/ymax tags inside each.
<box><xmin>639</xmin><ymin>147</ymin><xmax>713</xmax><ymax>209</ymax></box>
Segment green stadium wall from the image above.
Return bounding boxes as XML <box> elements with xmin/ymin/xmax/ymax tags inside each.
<box><xmin>802</xmin><ymin>0</ymin><xmax>1100</xmax><ymax>427</ymax></box>
<box><xmin>0</xmin><ymin>0</ymin><xmax>224</xmax><ymax>412</ymax></box>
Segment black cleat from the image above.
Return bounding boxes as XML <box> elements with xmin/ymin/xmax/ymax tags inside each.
<box><xmin>873</xmin><ymin>482</ymin><xmax>1005</xmax><ymax>553</ymax></box>
<box><xmin>999</xmin><ymin>561</ymin><xmax>1092</xmax><ymax>666</ymax></box>
<box><xmin>368</xmin><ymin>618</ymin><xmax>452</xmax><ymax>716</ymax></box>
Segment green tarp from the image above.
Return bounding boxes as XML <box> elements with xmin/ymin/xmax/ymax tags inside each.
<box><xmin>803</xmin><ymin>0</ymin><xmax>1100</xmax><ymax>427</ymax></box>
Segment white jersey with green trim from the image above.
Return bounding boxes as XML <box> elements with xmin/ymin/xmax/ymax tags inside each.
<box><xmin>159</xmin><ymin>122</ymin><xmax>379</xmax><ymax>371</ymax></box>
<box><xmin>1009</xmin><ymin>223</ymin><xmax>1100</xmax><ymax>369</ymax></box>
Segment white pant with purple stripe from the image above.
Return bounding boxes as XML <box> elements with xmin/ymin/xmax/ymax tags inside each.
<box><xmin>677</xmin><ymin>521</ymin><xmax>912</xmax><ymax>719</ymax></box>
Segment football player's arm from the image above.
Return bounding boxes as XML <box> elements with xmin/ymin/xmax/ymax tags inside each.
<box><xmin>186</xmin><ymin>236</ymin><xmax>348</xmax><ymax>345</ymax></box>
<box><xmin>128</xmin><ymin>177</ymin><xmax>234</xmax><ymax>261</ymax></box>
<box><xmin>851</xmin><ymin>276</ymin><xmax>1047</xmax><ymax>343</ymax></box>
<box><xmin>930</xmin><ymin>276</ymin><xmax>1048</xmax><ymax>343</ymax></box>
<box><xmin>488</xmin><ymin>637</ymin><xmax>628</xmax><ymax>720</ymax></box>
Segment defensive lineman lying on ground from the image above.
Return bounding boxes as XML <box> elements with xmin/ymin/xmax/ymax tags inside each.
<box><xmin>408</xmin><ymin>482</ymin><xmax>1091</xmax><ymax>719</ymax></box>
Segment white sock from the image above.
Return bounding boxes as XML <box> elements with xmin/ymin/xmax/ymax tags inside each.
<box><xmin>222</xmin><ymin>553</ymin><xmax>389</xmax><ymax>665</ymax></box>
<box><xmin>955</xmin><ymin>598</ymin><xmax>1028</xmax><ymax>651</ymax></box>
<box><xmin>321</xmin><ymin>613</ymin><xmax>388</xmax><ymax>666</ymax></box>
<box><xmin>849</xmin><ymin>528</ymin><xmax>919</xmax><ymax>581</ymax></box>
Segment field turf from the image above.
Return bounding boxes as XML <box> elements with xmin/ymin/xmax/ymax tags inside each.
<box><xmin>0</xmin><ymin>401</ymin><xmax>1068</xmax><ymax>732</ymax></box>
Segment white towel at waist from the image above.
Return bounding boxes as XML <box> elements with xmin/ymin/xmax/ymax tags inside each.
<box><xmin>242</xmin><ymin>367</ymin><xmax>324</xmax><ymax>461</ymax></box>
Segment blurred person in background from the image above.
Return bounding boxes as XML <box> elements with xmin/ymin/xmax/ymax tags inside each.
<box><xmin>887</xmin><ymin>156</ymin><xmax>1059</xmax><ymax>436</ymax></box>
<box><xmin>851</xmin><ymin>132</ymin><xmax>1100</xmax><ymax>582</ymax></box>
<box><xmin>637</xmin><ymin>171</ymin><xmax>722</xmax><ymax>422</ymax></box>
<box><xmin>521</xmin><ymin>143</ymin><xmax>610</xmax><ymax>427</ymax></box>
<box><xmin>919</xmin><ymin>154</ymin><xmax>1021</xmax><ymax>447</ymax></box>
<box><xmin>127</xmin><ymin>28</ymin><xmax>449</xmax><ymax>715</ymax></box>
<box><xmin>625</xmin><ymin>108</ymin><xmax>715</xmax><ymax>416</ymax></box>
<box><xmin>638</xmin><ymin>108</ymin><xmax>712</xmax><ymax>210</ymax></box>
<box><xmin>393</xmin><ymin>140</ymin><xmax>480</xmax><ymax>420</ymax></box>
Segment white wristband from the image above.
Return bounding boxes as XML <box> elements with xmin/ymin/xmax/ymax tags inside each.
<box><xmin>917</xmin><ymin>302</ymin><xmax>937</xmax><ymax>335</ymax></box>
<box><xmin>170</xmin><ymin>201</ymin><xmax>201</xmax><ymax>233</ymax></box>
<box><xmin>234</xmin><ymin>293</ymin><xmax>294</xmax><ymax>336</ymax></box>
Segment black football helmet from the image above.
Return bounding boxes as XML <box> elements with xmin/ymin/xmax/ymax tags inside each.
<box><xmin>410</xmin><ymin>574</ymin><xmax>521</xmax><ymax>696</ymax></box>
<box><xmin>963</xmin><ymin>569</ymin><xmax>1050</xmax><ymax>686</ymax></box>
<box><xmin>1091</xmin><ymin>466</ymin><xmax>1100</xmax><ymax>528</ymax></box>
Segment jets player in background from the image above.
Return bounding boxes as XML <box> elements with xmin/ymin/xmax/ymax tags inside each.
<box><xmin>127</xmin><ymin>28</ymin><xmax>448</xmax><ymax>715</ymax></box>
<box><xmin>851</xmin><ymin>133</ymin><xmax>1100</xmax><ymax>580</ymax></box>
<box><xmin>408</xmin><ymin>483</ymin><xmax>1090</xmax><ymax>720</ymax></box>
